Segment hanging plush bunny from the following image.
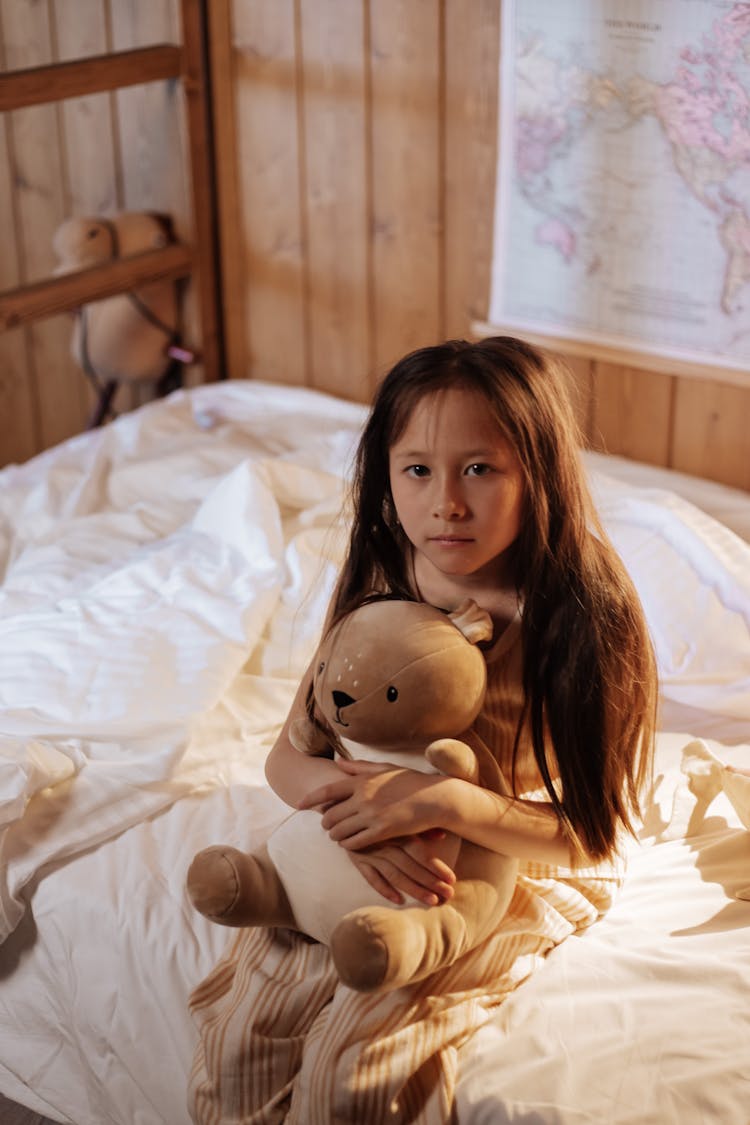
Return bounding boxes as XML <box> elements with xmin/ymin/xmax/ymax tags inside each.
<box><xmin>52</xmin><ymin>211</ymin><xmax>192</xmax><ymax>426</ymax></box>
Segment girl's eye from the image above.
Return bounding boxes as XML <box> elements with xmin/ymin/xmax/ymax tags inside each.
<box><xmin>406</xmin><ymin>464</ymin><xmax>430</xmax><ymax>478</ymax></box>
<box><xmin>466</xmin><ymin>463</ymin><xmax>493</xmax><ymax>476</ymax></box>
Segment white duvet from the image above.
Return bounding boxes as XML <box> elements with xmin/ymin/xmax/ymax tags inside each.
<box><xmin>0</xmin><ymin>380</ymin><xmax>749</xmax><ymax>1125</ymax></box>
<box><xmin>0</xmin><ymin>383</ymin><xmax>362</xmax><ymax>942</ymax></box>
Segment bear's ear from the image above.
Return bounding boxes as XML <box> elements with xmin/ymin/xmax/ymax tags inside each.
<box><xmin>447</xmin><ymin>598</ymin><xmax>493</xmax><ymax>645</ymax></box>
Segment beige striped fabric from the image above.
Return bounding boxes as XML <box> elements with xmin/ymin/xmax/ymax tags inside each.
<box><xmin>188</xmin><ymin>615</ymin><xmax>624</xmax><ymax>1124</ymax></box>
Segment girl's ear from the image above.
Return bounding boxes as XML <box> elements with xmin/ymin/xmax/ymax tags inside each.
<box><xmin>448</xmin><ymin>599</ymin><xmax>493</xmax><ymax>645</ymax></box>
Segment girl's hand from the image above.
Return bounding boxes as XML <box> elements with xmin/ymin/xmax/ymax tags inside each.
<box><xmin>298</xmin><ymin>758</ymin><xmax>460</xmax><ymax>851</ymax></box>
<box><xmin>346</xmin><ymin>838</ymin><xmax>456</xmax><ymax>906</ymax></box>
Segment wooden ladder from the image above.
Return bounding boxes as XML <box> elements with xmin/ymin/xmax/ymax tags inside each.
<box><xmin>0</xmin><ymin>0</ymin><xmax>222</xmax><ymax>383</ymax></box>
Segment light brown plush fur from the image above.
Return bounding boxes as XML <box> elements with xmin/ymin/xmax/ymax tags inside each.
<box><xmin>52</xmin><ymin>211</ymin><xmax>178</xmax><ymax>386</ymax></box>
<box><xmin>187</xmin><ymin>598</ymin><xmax>518</xmax><ymax>993</ymax></box>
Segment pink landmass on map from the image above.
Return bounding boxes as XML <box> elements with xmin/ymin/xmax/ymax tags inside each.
<box><xmin>656</xmin><ymin>4</ymin><xmax>750</xmax><ymax>160</ymax></box>
<box><xmin>516</xmin><ymin>115</ymin><xmax>567</xmax><ymax>177</ymax></box>
<box><xmin>535</xmin><ymin>217</ymin><xmax>576</xmax><ymax>262</ymax></box>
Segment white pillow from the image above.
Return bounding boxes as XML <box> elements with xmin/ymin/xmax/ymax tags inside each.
<box><xmin>589</xmin><ymin>471</ymin><xmax>750</xmax><ymax>731</ymax></box>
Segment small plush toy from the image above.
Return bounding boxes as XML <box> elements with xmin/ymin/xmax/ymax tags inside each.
<box><xmin>188</xmin><ymin>597</ymin><xmax>519</xmax><ymax>993</ymax></box>
<box><xmin>681</xmin><ymin>740</ymin><xmax>750</xmax><ymax>900</ymax></box>
<box><xmin>52</xmin><ymin>211</ymin><xmax>190</xmax><ymax>426</ymax></box>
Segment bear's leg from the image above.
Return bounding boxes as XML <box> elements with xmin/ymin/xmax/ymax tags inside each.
<box><xmin>187</xmin><ymin>843</ymin><xmax>297</xmax><ymax>929</ymax></box>
<box><xmin>330</xmin><ymin>846</ymin><xmax>518</xmax><ymax>992</ymax></box>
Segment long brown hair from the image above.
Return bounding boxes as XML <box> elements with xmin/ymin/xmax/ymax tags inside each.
<box><xmin>331</xmin><ymin>336</ymin><xmax>657</xmax><ymax>862</ymax></box>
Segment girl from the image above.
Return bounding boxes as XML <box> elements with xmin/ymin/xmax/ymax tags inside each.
<box><xmin>189</xmin><ymin>336</ymin><xmax>657</xmax><ymax>1125</ymax></box>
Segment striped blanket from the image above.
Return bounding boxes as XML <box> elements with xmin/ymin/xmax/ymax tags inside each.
<box><xmin>188</xmin><ymin>867</ymin><xmax>615</xmax><ymax>1124</ymax></box>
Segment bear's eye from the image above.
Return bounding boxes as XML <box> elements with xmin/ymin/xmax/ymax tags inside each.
<box><xmin>317</xmin><ymin>661</ymin><xmax>325</xmax><ymax>675</ymax></box>
<box><xmin>386</xmin><ymin>685</ymin><xmax>398</xmax><ymax>702</ymax></box>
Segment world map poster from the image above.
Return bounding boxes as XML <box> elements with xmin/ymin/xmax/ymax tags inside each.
<box><xmin>488</xmin><ymin>0</ymin><xmax>750</xmax><ymax>371</ymax></box>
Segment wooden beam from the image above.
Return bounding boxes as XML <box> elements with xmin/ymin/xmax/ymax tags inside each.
<box><xmin>180</xmin><ymin>0</ymin><xmax>224</xmax><ymax>382</ymax></box>
<box><xmin>206</xmin><ymin>0</ymin><xmax>245</xmax><ymax>381</ymax></box>
<box><xmin>0</xmin><ymin>244</ymin><xmax>193</xmax><ymax>330</ymax></box>
<box><xmin>0</xmin><ymin>45</ymin><xmax>182</xmax><ymax>111</ymax></box>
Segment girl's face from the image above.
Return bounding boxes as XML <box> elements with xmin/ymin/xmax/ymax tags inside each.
<box><xmin>388</xmin><ymin>386</ymin><xmax>525</xmax><ymax>591</ymax></box>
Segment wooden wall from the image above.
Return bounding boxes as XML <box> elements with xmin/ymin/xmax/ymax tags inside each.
<box><xmin>211</xmin><ymin>0</ymin><xmax>750</xmax><ymax>491</ymax></box>
<box><xmin>210</xmin><ymin>0</ymin><xmax>501</xmax><ymax>403</ymax></box>
<box><xmin>1</xmin><ymin>0</ymin><xmax>749</xmax><ymax>493</ymax></box>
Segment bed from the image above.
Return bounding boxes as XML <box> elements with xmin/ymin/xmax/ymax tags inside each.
<box><xmin>0</xmin><ymin>377</ymin><xmax>749</xmax><ymax>1125</ymax></box>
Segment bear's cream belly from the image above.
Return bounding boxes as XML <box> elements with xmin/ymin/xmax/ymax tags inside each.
<box><xmin>266</xmin><ymin>809</ymin><xmax>462</xmax><ymax>944</ymax></box>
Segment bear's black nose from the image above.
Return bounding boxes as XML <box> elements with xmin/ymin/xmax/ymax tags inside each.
<box><xmin>332</xmin><ymin>690</ymin><xmax>355</xmax><ymax>710</ymax></box>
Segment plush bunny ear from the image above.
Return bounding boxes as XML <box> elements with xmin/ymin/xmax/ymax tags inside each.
<box><xmin>447</xmin><ymin>598</ymin><xmax>493</xmax><ymax>645</ymax></box>
<box><xmin>682</xmin><ymin>740</ymin><xmax>750</xmax><ymax>831</ymax></box>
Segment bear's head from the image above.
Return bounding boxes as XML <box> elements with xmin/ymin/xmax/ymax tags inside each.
<box><xmin>310</xmin><ymin>597</ymin><xmax>492</xmax><ymax>754</ymax></box>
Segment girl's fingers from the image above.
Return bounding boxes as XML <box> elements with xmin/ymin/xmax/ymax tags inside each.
<box><xmin>432</xmin><ymin>858</ymin><xmax>456</xmax><ymax>883</ymax></box>
<box><xmin>336</xmin><ymin>826</ymin><xmax>389</xmax><ymax>851</ymax></box>
<box><xmin>383</xmin><ymin>858</ymin><xmax>454</xmax><ymax>904</ymax></box>
<box><xmin>298</xmin><ymin>779</ymin><xmax>353</xmax><ymax>810</ymax></box>
<box><xmin>324</xmin><ymin>809</ymin><xmax>366</xmax><ymax>837</ymax></box>
<box><xmin>351</xmin><ymin>850</ymin><xmax>452</xmax><ymax>906</ymax></box>
<box><xmin>337</xmin><ymin>760</ymin><xmax>402</xmax><ymax>778</ymax></box>
<box><xmin>321</xmin><ymin>802</ymin><xmax>366</xmax><ymax>832</ymax></box>
<box><xmin>337</xmin><ymin>758</ymin><xmax>391</xmax><ymax>775</ymax></box>
<box><xmin>353</xmin><ymin>860</ymin><xmax>404</xmax><ymax>905</ymax></box>
<box><xmin>404</xmin><ymin>838</ymin><xmax>456</xmax><ymax>883</ymax></box>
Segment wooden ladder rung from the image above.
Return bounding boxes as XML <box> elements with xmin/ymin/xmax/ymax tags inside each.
<box><xmin>0</xmin><ymin>244</ymin><xmax>193</xmax><ymax>331</ymax></box>
<box><xmin>0</xmin><ymin>44</ymin><xmax>183</xmax><ymax>111</ymax></box>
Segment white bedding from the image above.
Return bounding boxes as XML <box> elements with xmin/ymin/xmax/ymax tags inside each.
<box><xmin>0</xmin><ymin>380</ymin><xmax>749</xmax><ymax>1125</ymax></box>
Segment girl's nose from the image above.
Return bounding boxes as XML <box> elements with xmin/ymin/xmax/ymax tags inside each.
<box><xmin>433</xmin><ymin>483</ymin><xmax>467</xmax><ymax>519</ymax></box>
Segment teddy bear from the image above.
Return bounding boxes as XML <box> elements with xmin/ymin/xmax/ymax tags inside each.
<box><xmin>187</xmin><ymin>597</ymin><xmax>519</xmax><ymax>994</ymax></box>
<box><xmin>52</xmin><ymin>211</ymin><xmax>189</xmax><ymax>426</ymax></box>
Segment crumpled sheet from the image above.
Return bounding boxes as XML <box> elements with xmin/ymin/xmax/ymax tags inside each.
<box><xmin>0</xmin><ymin>381</ymin><xmax>364</xmax><ymax>941</ymax></box>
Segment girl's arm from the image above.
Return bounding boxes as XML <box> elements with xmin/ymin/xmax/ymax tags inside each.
<box><xmin>264</xmin><ymin>667</ymin><xmax>344</xmax><ymax>806</ymax></box>
<box><xmin>265</xmin><ymin>669</ymin><xmax>457</xmax><ymax>904</ymax></box>
<box><xmin>300</xmin><ymin>760</ymin><xmax>579</xmax><ymax>868</ymax></box>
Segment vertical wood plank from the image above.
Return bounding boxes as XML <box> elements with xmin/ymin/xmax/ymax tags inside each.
<box><xmin>0</xmin><ymin>113</ymin><xmax>37</xmax><ymax>465</ymax></box>
<box><xmin>443</xmin><ymin>0</ymin><xmax>500</xmax><ymax>340</ymax></box>
<box><xmin>2</xmin><ymin>0</ymin><xmax>91</xmax><ymax>449</ymax></box>
<box><xmin>180</xmin><ymin>0</ymin><xmax>223</xmax><ymax>383</ymax></box>
<box><xmin>591</xmin><ymin>362</ymin><xmax>674</xmax><ymax>466</ymax></box>
<box><xmin>672</xmin><ymin>378</ymin><xmax>750</xmax><ymax>490</ymax></box>
<box><xmin>110</xmin><ymin>0</ymin><xmax>186</xmax><ymax>217</ymax></box>
<box><xmin>54</xmin><ymin>0</ymin><xmax>118</xmax><ymax>420</ymax></box>
<box><xmin>299</xmin><ymin>0</ymin><xmax>369</xmax><ymax>400</ymax></box>
<box><xmin>55</xmin><ymin>0</ymin><xmax>119</xmax><ymax>215</ymax></box>
<box><xmin>231</xmin><ymin>0</ymin><xmax>306</xmax><ymax>386</ymax></box>
<box><xmin>206</xmin><ymin>0</ymin><xmax>246</xmax><ymax>379</ymax></box>
<box><xmin>109</xmin><ymin>0</ymin><xmax>199</xmax><ymax>403</ymax></box>
<box><xmin>368</xmin><ymin>0</ymin><xmax>442</xmax><ymax>385</ymax></box>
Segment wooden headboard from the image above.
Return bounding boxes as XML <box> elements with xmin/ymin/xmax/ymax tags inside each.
<box><xmin>1</xmin><ymin>0</ymin><xmax>748</xmax><ymax>493</ymax></box>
